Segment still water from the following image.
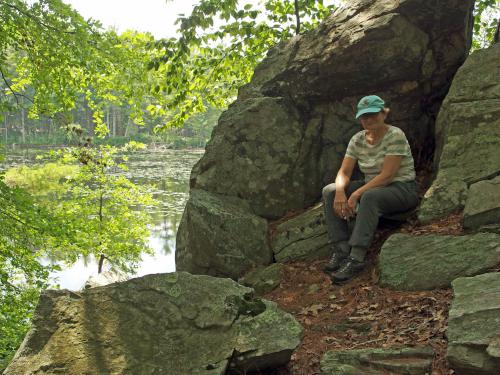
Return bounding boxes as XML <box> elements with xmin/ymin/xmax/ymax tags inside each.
<box><xmin>1</xmin><ymin>147</ymin><xmax>204</xmax><ymax>290</ymax></box>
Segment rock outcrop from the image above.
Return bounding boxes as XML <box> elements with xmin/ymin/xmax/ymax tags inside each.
<box><xmin>447</xmin><ymin>273</ymin><xmax>500</xmax><ymax>374</ymax></box>
<box><xmin>418</xmin><ymin>44</ymin><xmax>500</xmax><ymax>223</ymax></box>
<box><xmin>378</xmin><ymin>233</ymin><xmax>500</xmax><ymax>291</ymax></box>
<box><xmin>177</xmin><ymin>0</ymin><xmax>475</xmax><ymax>277</ymax></box>
<box><xmin>320</xmin><ymin>346</ymin><xmax>434</xmax><ymax>375</ymax></box>
<box><xmin>4</xmin><ymin>273</ymin><xmax>303</xmax><ymax>375</ymax></box>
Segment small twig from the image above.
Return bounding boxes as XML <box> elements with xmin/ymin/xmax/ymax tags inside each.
<box><xmin>345</xmin><ymin>337</ymin><xmax>385</xmax><ymax>350</ymax></box>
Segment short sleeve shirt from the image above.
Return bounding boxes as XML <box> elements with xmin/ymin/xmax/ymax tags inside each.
<box><xmin>345</xmin><ymin>125</ymin><xmax>415</xmax><ymax>183</ymax></box>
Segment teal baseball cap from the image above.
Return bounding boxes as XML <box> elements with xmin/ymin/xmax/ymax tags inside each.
<box><xmin>355</xmin><ymin>95</ymin><xmax>385</xmax><ymax>119</ymax></box>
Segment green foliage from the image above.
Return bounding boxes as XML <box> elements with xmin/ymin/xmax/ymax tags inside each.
<box><xmin>148</xmin><ymin>0</ymin><xmax>336</xmax><ymax>129</ymax></box>
<box><xmin>4</xmin><ymin>162</ymin><xmax>78</xmax><ymax>194</ymax></box>
<box><xmin>0</xmin><ymin>286</ymin><xmax>40</xmax><ymax>370</ymax></box>
<box><xmin>35</xmin><ymin>143</ymin><xmax>157</xmax><ymax>271</ymax></box>
<box><xmin>473</xmin><ymin>0</ymin><xmax>500</xmax><ymax>50</ymax></box>
<box><xmin>1</xmin><ymin>0</ymin><xmax>102</xmax><ymax>115</ymax></box>
<box><xmin>0</xmin><ymin>1</ymin><xmax>167</xmax><ymax>136</ymax></box>
<box><xmin>0</xmin><ymin>176</ymin><xmax>55</xmax><ymax>370</ymax></box>
<box><xmin>0</xmin><ymin>142</ymin><xmax>157</xmax><ymax>367</ymax></box>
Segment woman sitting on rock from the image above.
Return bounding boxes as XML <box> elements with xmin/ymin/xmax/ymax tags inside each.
<box><xmin>322</xmin><ymin>95</ymin><xmax>419</xmax><ymax>283</ymax></box>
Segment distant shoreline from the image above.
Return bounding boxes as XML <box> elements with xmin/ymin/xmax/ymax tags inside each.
<box><xmin>2</xmin><ymin>143</ymin><xmax>206</xmax><ymax>152</ymax></box>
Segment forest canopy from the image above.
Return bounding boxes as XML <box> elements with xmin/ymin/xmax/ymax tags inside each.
<box><xmin>1</xmin><ymin>0</ymin><xmax>498</xmax><ymax>135</ymax></box>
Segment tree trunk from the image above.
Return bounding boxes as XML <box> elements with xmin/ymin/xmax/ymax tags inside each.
<box><xmin>21</xmin><ymin>98</ymin><xmax>26</xmax><ymax>144</ymax></box>
<box><xmin>294</xmin><ymin>0</ymin><xmax>301</xmax><ymax>35</ymax></box>
<box><xmin>124</xmin><ymin>118</ymin><xmax>130</xmax><ymax>137</ymax></box>
<box><xmin>98</xmin><ymin>180</ymin><xmax>104</xmax><ymax>274</ymax></box>
<box><xmin>98</xmin><ymin>254</ymin><xmax>105</xmax><ymax>274</ymax></box>
<box><xmin>112</xmin><ymin>107</ymin><xmax>117</xmax><ymax>137</ymax></box>
<box><xmin>106</xmin><ymin>108</ymin><xmax>110</xmax><ymax>135</ymax></box>
<box><xmin>494</xmin><ymin>18</ymin><xmax>499</xmax><ymax>44</ymax></box>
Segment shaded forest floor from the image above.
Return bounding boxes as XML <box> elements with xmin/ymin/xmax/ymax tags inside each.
<box><xmin>263</xmin><ymin>212</ymin><xmax>466</xmax><ymax>375</ymax></box>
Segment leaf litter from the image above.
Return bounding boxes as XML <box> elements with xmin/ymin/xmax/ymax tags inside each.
<box><xmin>262</xmin><ymin>212</ymin><xmax>469</xmax><ymax>375</ymax></box>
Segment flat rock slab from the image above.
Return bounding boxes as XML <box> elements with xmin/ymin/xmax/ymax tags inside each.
<box><xmin>320</xmin><ymin>347</ymin><xmax>434</xmax><ymax>375</ymax></box>
<box><xmin>4</xmin><ymin>272</ymin><xmax>303</xmax><ymax>375</ymax></box>
<box><xmin>378</xmin><ymin>233</ymin><xmax>500</xmax><ymax>290</ymax></box>
<box><xmin>464</xmin><ymin>176</ymin><xmax>500</xmax><ymax>229</ymax></box>
<box><xmin>176</xmin><ymin>189</ymin><xmax>272</xmax><ymax>279</ymax></box>
<box><xmin>271</xmin><ymin>203</ymin><xmax>330</xmax><ymax>263</ymax></box>
<box><xmin>447</xmin><ymin>273</ymin><xmax>500</xmax><ymax>374</ymax></box>
<box><xmin>239</xmin><ymin>263</ymin><xmax>284</xmax><ymax>295</ymax></box>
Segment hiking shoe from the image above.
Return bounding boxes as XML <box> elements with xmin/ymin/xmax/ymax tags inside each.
<box><xmin>323</xmin><ymin>251</ymin><xmax>348</xmax><ymax>273</ymax></box>
<box><xmin>330</xmin><ymin>257</ymin><xmax>366</xmax><ymax>283</ymax></box>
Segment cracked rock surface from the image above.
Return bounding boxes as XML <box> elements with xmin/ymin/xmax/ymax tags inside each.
<box><xmin>419</xmin><ymin>44</ymin><xmax>500</xmax><ymax>223</ymax></box>
<box><xmin>447</xmin><ymin>273</ymin><xmax>500</xmax><ymax>374</ymax></box>
<box><xmin>271</xmin><ymin>203</ymin><xmax>330</xmax><ymax>263</ymax></box>
<box><xmin>4</xmin><ymin>273</ymin><xmax>303</xmax><ymax>375</ymax></box>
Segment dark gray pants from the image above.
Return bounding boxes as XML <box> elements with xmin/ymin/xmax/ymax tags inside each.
<box><xmin>322</xmin><ymin>180</ymin><xmax>419</xmax><ymax>250</ymax></box>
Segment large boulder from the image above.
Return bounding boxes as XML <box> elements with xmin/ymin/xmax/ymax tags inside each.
<box><xmin>4</xmin><ymin>273</ymin><xmax>303</xmax><ymax>375</ymax></box>
<box><xmin>447</xmin><ymin>273</ymin><xmax>500</xmax><ymax>374</ymax></box>
<box><xmin>191</xmin><ymin>97</ymin><xmax>306</xmax><ymax>219</ymax></box>
<box><xmin>419</xmin><ymin>44</ymin><xmax>500</xmax><ymax>223</ymax></box>
<box><xmin>320</xmin><ymin>347</ymin><xmax>434</xmax><ymax>375</ymax></box>
<box><xmin>378</xmin><ymin>233</ymin><xmax>500</xmax><ymax>290</ymax></box>
<box><xmin>178</xmin><ymin>0</ymin><xmax>475</xmax><ymax>276</ymax></box>
<box><xmin>176</xmin><ymin>189</ymin><xmax>272</xmax><ymax>280</ymax></box>
<box><xmin>192</xmin><ymin>0</ymin><xmax>474</xmax><ymax>220</ymax></box>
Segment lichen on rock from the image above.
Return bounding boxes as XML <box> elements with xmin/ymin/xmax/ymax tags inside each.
<box><xmin>4</xmin><ymin>273</ymin><xmax>303</xmax><ymax>375</ymax></box>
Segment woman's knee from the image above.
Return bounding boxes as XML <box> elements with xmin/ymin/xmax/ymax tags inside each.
<box><xmin>359</xmin><ymin>188</ymin><xmax>383</xmax><ymax>205</ymax></box>
<box><xmin>322</xmin><ymin>183</ymin><xmax>337</xmax><ymax>201</ymax></box>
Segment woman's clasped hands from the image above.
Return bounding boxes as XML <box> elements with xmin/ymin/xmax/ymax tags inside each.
<box><xmin>333</xmin><ymin>190</ymin><xmax>360</xmax><ymax>220</ymax></box>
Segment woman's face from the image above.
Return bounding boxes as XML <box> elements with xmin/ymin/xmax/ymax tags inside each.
<box><xmin>359</xmin><ymin>110</ymin><xmax>386</xmax><ymax>130</ymax></box>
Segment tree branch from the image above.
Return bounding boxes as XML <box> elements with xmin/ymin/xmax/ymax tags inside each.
<box><xmin>1</xmin><ymin>1</ymin><xmax>77</xmax><ymax>35</ymax></box>
<box><xmin>0</xmin><ymin>65</ymin><xmax>20</xmax><ymax>105</ymax></box>
<box><xmin>0</xmin><ymin>206</ymin><xmax>41</xmax><ymax>231</ymax></box>
<box><xmin>0</xmin><ymin>65</ymin><xmax>35</xmax><ymax>105</ymax></box>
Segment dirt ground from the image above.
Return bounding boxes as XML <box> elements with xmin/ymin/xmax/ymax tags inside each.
<box><xmin>262</xmin><ymin>212</ymin><xmax>468</xmax><ymax>375</ymax></box>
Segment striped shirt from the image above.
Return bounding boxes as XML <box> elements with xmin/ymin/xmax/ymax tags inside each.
<box><xmin>345</xmin><ymin>125</ymin><xmax>415</xmax><ymax>183</ymax></box>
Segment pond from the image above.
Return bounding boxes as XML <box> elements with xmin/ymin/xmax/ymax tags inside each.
<box><xmin>1</xmin><ymin>146</ymin><xmax>204</xmax><ymax>290</ymax></box>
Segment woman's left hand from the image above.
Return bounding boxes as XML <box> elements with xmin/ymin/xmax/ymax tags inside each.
<box><xmin>347</xmin><ymin>191</ymin><xmax>361</xmax><ymax>215</ymax></box>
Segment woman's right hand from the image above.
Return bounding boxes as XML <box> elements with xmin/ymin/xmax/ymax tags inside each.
<box><xmin>333</xmin><ymin>190</ymin><xmax>352</xmax><ymax>219</ymax></box>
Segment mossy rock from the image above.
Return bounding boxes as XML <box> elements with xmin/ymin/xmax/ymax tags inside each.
<box><xmin>378</xmin><ymin>233</ymin><xmax>500</xmax><ymax>290</ymax></box>
<box><xmin>4</xmin><ymin>272</ymin><xmax>303</xmax><ymax>375</ymax></box>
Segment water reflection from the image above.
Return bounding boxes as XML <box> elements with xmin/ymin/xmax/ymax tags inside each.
<box><xmin>1</xmin><ymin>147</ymin><xmax>204</xmax><ymax>290</ymax></box>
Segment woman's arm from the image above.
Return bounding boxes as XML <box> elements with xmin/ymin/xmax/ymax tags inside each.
<box><xmin>333</xmin><ymin>156</ymin><xmax>356</xmax><ymax>218</ymax></box>
<box><xmin>347</xmin><ymin>155</ymin><xmax>403</xmax><ymax>210</ymax></box>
